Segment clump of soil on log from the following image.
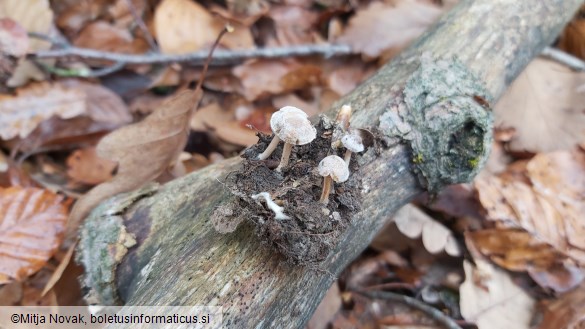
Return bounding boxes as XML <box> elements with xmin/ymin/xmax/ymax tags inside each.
<box><xmin>224</xmin><ymin>116</ymin><xmax>362</xmax><ymax>265</ymax></box>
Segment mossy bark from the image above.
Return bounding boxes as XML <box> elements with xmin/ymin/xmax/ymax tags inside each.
<box><xmin>77</xmin><ymin>0</ymin><xmax>582</xmax><ymax>328</ymax></box>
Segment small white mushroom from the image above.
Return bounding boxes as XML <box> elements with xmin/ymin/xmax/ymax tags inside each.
<box><xmin>318</xmin><ymin>155</ymin><xmax>349</xmax><ymax>204</ymax></box>
<box><xmin>252</xmin><ymin>192</ymin><xmax>290</xmax><ymax>220</ymax></box>
<box><xmin>256</xmin><ymin>106</ymin><xmax>316</xmax><ymax>172</ymax></box>
<box><xmin>341</xmin><ymin>132</ymin><xmax>365</xmax><ymax>164</ymax></box>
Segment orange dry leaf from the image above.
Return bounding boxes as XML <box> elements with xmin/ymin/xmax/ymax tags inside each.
<box><xmin>467</xmin><ymin>229</ymin><xmax>563</xmax><ymax>272</ymax></box>
<box><xmin>475</xmin><ymin>149</ymin><xmax>585</xmax><ymax>265</ymax></box>
<box><xmin>0</xmin><ymin>187</ymin><xmax>68</xmax><ymax>284</ymax></box>
<box><xmin>558</xmin><ymin>5</ymin><xmax>585</xmax><ymax>60</ymax></box>
<box><xmin>337</xmin><ymin>0</ymin><xmax>442</xmax><ymax>58</ymax></box>
<box><xmin>0</xmin><ymin>82</ymin><xmax>86</xmax><ymax>140</ymax></box>
<box><xmin>474</xmin><ymin>149</ymin><xmax>585</xmax><ymax>291</ymax></box>
<box><xmin>66</xmin><ymin>147</ymin><xmax>117</xmax><ymax>185</ymax></box>
<box><xmin>538</xmin><ymin>281</ymin><xmax>585</xmax><ymax>329</ymax></box>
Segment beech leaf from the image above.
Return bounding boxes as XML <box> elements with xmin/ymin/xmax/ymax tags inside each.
<box><xmin>337</xmin><ymin>0</ymin><xmax>442</xmax><ymax>58</ymax></box>
<box><xmin>392</xmin><ymin>204</ymin><xmax>461</xmax><ymax>256</ymax></box>
<box><xmin>67</xmin><ymin>89</ymin><xmax>201</xmax><ymax>235</ymax></box>
<box><xmin>0</xmin><ymin>187</ymin><xmax>68</xmax><ymax>284</ymax></box>
<box><xmin>474</xmin><ymin>149</ymin><xmax>585</xmax><ymax>266</ymax></box>
<box><xmin>0</xmin><ymin>82</ymin><xmax>87</xmax><ymax>140</ymax></box>
<box><xmin>0</xmin><ymin>0</ymin><xmax>54</xmax><ymax>86</ymax></box>
<box><xmin>494</xmin><ymin>58</ymin><xmax>585</xmax><ymax>152</ymax></box>
<box><xmin>66</xmin><ymin>147</ymin><xmax>117</xmax><ymax>185</ymax></box>
<box><xmin>460</xmin><ymin>260</ymin><xmax>535</xmax><ymax>329</ymax></box>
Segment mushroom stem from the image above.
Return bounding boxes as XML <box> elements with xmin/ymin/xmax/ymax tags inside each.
<box><xmin>257</xmin><ymin>136</ymin><xmax>281</xmax><ymax>160</ymax></box>
<box><xmin>319</xmin><ymin>175</ymin><xmax>333</xmax><ymax>204</ymax></box>
<box><xmin>343</xmin><ymin>150</ymin><xmax>352</xmax><ymax>165</ymax></box>
<box><xmin>335</xmin><ymin>104</ymin><xmax>352</xmax><ymax>131</ymax></box>
<box><xmin>276</xmin><ymin>142</ymin><xmax>293</xmax><ymax>172</ymax></box>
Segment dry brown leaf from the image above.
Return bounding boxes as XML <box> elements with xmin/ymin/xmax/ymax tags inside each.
<box><xmin>215</xmin><ymin>121</ymin><xmax>259</xmax><ymax>147</ymax></box>
<box><xmin>129</xmin><ymin>93</ymin><xmax>170</xmax><ymax>115</ymax></box>
<box><xmin>41</xmin><ymin>242</ymin><xmax>75</xmax><ymax>297</ymax></box>
<box><xmin>558</xmin><ymin>7</ymin><xmax>585</xmax><ymax>60</ymax></box>
<box><xmin>279</xmin><ymin>65</ymin><xmax>323</xmax><ymax>91</ymax></box>
<box><xmin>0</xmin><ymin>281</ymin><xmax>23</xmax><ymax>305</ymax></box>
<box><xmin>467</xmin><ymin>229</ymin><xmax>564</xmax><ymax>271</ymax></box>
<box><xmin>0</xmin><ymin>149</ymin><xmax>7</xmax><ymax>173</ymax></box>
<box><xmin>327</xmin><ymin>61</ymin><xmax>366</xmax><ymax>96</ymax></box>
<box><xmin>267</xmin><ymin>5</ymin><xmax>320</xmax><ymax>46</ymax></box>
<box><xmin>0</xmin><ymin>187</ymin><xmax>68</xmax><ymax>284</ymax></box>
<box><xmin>59</xmin><ymin>80</ymin><xmax>132</xmax><ymax>124</ymax></box>
<box><xmin>233</xmin><ymin>59</ymin><xmax>302</xmax><ymax>100</ymax></box>
<box><xmin>494</xmin><ymin>58</ymin><xmax>585</xmax><ymax>152</ymax></box>
<box><xmin>307</xmin><ymin>283</ymin><xmax>341</xmax><ymax>329</ymax></box>
<box><xmin>73</xmin><ymin>21</ymin><xmax>149</xmax><ymax>54</ymax></box>
<box><xmin>460</xmin><ymin>259</ymin><xmax>535</xmax><ymax>329</ymax></box>
<box><xmin>154</xmin><ymin>0</ymin><xmax>216</xmax><ymax>54</ymax></box>
<box><xmin>107</xmin><ymin>0</ymin><xmax>147</xmax><ymax>30</ymax></box>
<box><xmin>0</xmin><ymin>18</ymin><xmax>29</xmax><ymax>57</ymax></box>
<box><xmin>475</xmin><ymin>149</ymin><xmax>585</xmax><ymax>266</ymax></box>
<box><xmin>392</xmin><ymin>204</ymin><xmax>461</xmax><ymax>256</ymax></box>
<box><xmin>7</xmin><ymin>80</ymin><xmax>132</xmax><ymax>153</ymax></box>
<box><xmin>0</xmin><ymin>0</ymin><xmax>54</xmax><ymax>87</ymax></box>
<box><xmin>337</xmin><ymin>0</ymin><xmax>442</xmax><ymax>58</ymax></box>
<box><xmin>0</xmin><ymin>82</ymin><xmax>87</xmax><ymax>140</ymax></box>
<box><xmin>67</xmin><ymin>89</ymin><xmax>200</xmax><ymax>236</ymax></box>
<box><xmin>190</xmin><ymin>102</ymin><xmax>232</xmax><ymax>131</ymax></box>
<box><xmin>538</xmin><ymin>281</ymin><xmax>585</xmax><ymax>329</ymax></box>
<box><xmin>239</xmin><ymin>106</ymin><xmax>273</xmax><ymax>134</ymax></box>
<box><xmin>66</xmin><ymin>147</ymin><xmax>117</xmax><ymax>185</ymax></box>
<box><xmin>54</xmin><ymin>0</ymin><xmax>110</xmax><ymax>36</ymax></box>
<box><xmin>271</xmin><ymin>91</ymin><xmax>327</xmax><ymax>118</ymax></box>
<box><xmin>154</xmin><ymin>0</ymin><xmax>253</xmax><ymax>54</ymax></box>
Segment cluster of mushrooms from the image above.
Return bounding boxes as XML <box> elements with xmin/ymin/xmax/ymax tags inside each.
<box><xmin>256</xmin><ymin>105</ymin><xmax>364</xmax><ymax>206</ymax></box>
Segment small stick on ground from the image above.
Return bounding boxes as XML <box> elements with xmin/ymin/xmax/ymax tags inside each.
<box><xmin>27</xmin><ymin>41</ymin><xmax>353</xmax><ymax>66</ymax></box>
<box><xmin>355</xmin><ymin>290</ymin><xmax>463</xmax><ymax>329</ymax></box>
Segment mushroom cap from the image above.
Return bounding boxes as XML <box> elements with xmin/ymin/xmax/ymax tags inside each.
<box><xmin>318</xmin><ymin>155</ymin><xmax>349</xmax><ymax>182</ymax></box>
<box><xmin>270</xmin><ymin>106</ymin><xmax>316</xmax><ymax>145</ymax></box>
<box><xmin>341</xmin><ymin>133</ymin><xmax>364</xmax><ymax>153</ymax></box>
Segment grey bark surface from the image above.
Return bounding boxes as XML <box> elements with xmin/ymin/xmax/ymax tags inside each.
<box><xmin>77</xmin><ymin>0</ymin><xmax>582</xmax><ymax>328</ymax></box>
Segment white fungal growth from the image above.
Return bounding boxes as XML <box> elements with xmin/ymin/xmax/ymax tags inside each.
<box><xmin>251</xmin><ymin>192</ymin><xmax>290</xmax><ymax>220</ymax></box>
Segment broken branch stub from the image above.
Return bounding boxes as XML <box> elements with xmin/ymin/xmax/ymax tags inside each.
<box><xmin>379</xmin><ymin>54</ymin><xmax>493</xmax><ymax>192</ymax></box>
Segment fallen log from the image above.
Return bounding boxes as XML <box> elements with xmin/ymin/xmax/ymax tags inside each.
<box><xmin>77</xmin><ymin>0</ymin><xmax>582</xmax><ymax>327</ymax></box>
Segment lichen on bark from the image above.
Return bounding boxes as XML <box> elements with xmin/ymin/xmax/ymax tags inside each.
<box><xmin>77</xmin><ymin>184</ymin><xmax>157</xmax><ymax>305</ymax></box>
<box><xmin>379</xmin><ymin>53</ymin><xmax>493</xmax><ymax>192</ymax></box>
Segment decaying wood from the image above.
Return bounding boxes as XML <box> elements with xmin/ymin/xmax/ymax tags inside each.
<box><xmin>77</xmin><ymin>1</ymin><xmax>582</xmax><ymax>328</ymax></box>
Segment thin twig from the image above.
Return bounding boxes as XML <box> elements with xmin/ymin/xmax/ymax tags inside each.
<box><xmin>27</xmin><ymin>32</ymin><xmax>70</xmax><ymax>48</ymax></box>
<box><xmin>28</xmin><ymin>43</ymin><xmax>354</xmax><ymax>66</ymax></box>
<box><xmin>34</xmin><ymin>60</ymin><xmax>126</xmax><ymax>78</ymax></box>
<box><xmin>541</xmin><ymin>46</ymin><xmax>585</xmax><ymax>71</ymax></box>
<box><xmin>355</xmin><ymin>290</ymin><xmax>463</xmax><ymax>329</ymax></box>
<box><xmin>124</xmin><ymin>0</ymin><xmax>158</xmax><ymax>51</ymax></box>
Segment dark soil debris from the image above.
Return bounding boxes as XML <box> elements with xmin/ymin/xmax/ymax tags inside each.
<box><xmin>222</xmin><ymin>116</ymin><xmax>363</xmax><ymax>265</ymax></box>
